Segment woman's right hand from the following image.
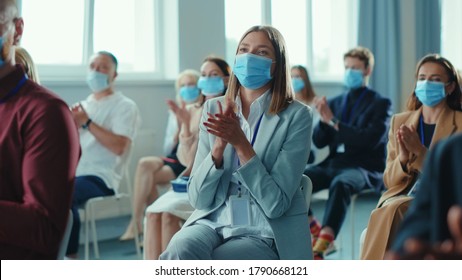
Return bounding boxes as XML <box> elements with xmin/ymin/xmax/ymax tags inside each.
<box><xmin>396</xmin><ymin>126</ymin><xmax>410</xmax><ymax>170</ymax></box>
<box><xmin>208</xmin><ymin>100</ymin><xmax>236</xmax><ymax>167</ymax></box>
<box><xmin>166</xmin><ymin>99</ymin><xmax>191</xmax><ymax>126</ymax></box>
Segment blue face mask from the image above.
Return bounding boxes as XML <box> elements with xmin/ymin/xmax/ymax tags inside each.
<box><xmin>344</xmin><ymin>69</ymin><xmax>364</xmax><ymax>89</ymax></box>
<box><xmin>197</xmin><ymin>76</ymin><xmax>225</xmax><ymax>96</ymax></box>
<box><xmin>233</xmin><ymin>53</ymin><xmax>273</xmax><ymax>90</ymax></box>
<box><xmin>87</xmin><ymin>71</ymin><xmax>110</xmax><ymax>92</ymax></box>
<box><xmin>292</xmin><ymin>77</ymin><xmax>305</xmax><ymax>93</ymax></box>
<box><xmin>179</xmin><ymin>86</ymin><xmax>200</xmax><ymax>102</ymax></box>
<box><xmin>415</xmin><ymin>80</ymin><xmax>446</xmax><ymax>107</ymax></box>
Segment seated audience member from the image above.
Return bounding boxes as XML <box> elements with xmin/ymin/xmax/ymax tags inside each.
<box><xmin>160</xmin><ymin>25</ymin><xmax>313</xmax><ymax>260</ymax></box>
<box><xmin>386</xmin><ymin>133</ymin><xmax>462</xmax><ymax>260</ymax></box>
<box><xmin>361</xmin><ymin>54</ymin><xmax>462</xmax><ymax>259</ymax></box>
<box><xmin>144</xmin><ymin>56</ymin><xmax>230</xmax><ymax>259</ymax></box>
<box><xmin>291</xmin><ymin>65</ymin><xmax>329</xmax><ymax>166</ymax></box>
<box><xmin>304</xmin><ymin>47</ymin><xmax>392</xmax><ymax>259</ymax></box>
<box><xmin>120</xmin><ymin>69</ymin><xmax>200</xmax><ymax>241</ymax></box>
<box><xmin>15</xmin><ymin>46</ymin><xmax>39</xmax><ymax>83</ymax></box>
<box><xmin>0</xmin><ymin>0</ymin><xmax>80</xmax><ymax>259</ymax></box>
<box><xmin>67</xmin><ymin>51</ymin><xmax>141</xmax><ymax>258</ymax></box>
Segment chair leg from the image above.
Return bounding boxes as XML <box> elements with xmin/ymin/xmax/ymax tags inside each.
<box><xmin>133</xmin><ymin>222</ymin><xmax>142</xmax><ymax>258</ymax></box>
<box><xmin>84</xmin><ymin>205</ymin><xmax>90</xmax><ymax>260</ymax></box>
<box><xmin>90</xmin><ymin>203</ymin><xmax>100</xmax><ymax>259</ymax></box>
<box><xmin>350</xmin><ymin>194</ymin><xmax>358</xmax><ymax>259</ymax></box>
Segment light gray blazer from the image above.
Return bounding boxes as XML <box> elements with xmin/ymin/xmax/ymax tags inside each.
<box><xmin>185</xmin><ymin>95</ymin><xmax>313</xmax><ymax>260</ymax></box>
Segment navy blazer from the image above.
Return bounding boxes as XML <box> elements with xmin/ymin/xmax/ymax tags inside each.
<box><xmin>185</xmin><ymin>95</ymin><xmax>313</xmax><ymax>260</ymax></box>
<box><xmin>392</xmin><ymin>133</ymin><xmax>462</xmax><ymax>253</ymax></box>
<box><xmin>313</xmin><ymin>87</ymin><xmax>392</xmax><ymax>189</ymax></box>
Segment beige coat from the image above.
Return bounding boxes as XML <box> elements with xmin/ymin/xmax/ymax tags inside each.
<box><xmin>361</xmin><ymin>104</ymin><xmax>462</xmax><ymax>260</ymax></box>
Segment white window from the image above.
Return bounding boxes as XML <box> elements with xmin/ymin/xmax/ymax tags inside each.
<box><xmin>225</xmin><ymin>0</ymin><xmax>358</xmax><ymax>81</ymax></box>
<box><xmin>19</xmin><ymin>0</ymin><xmax>158</xmax><ymax>80</ymax></box>
<box><xmin>441</xmin><ymin>0</ymin><xmax>462</xmax><ymax>71</ymax></box>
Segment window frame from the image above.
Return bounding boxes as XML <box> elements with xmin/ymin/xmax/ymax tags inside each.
<box><xmin>17</xmin><ymin>0</ymin><xmax>163</xmax><ymax>82</ymax></box>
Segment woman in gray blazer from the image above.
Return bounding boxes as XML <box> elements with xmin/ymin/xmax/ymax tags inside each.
<box><xmin>160</xmin><ymin>25</ymin><xmax>313</xmax><ymax>260</ymax></box>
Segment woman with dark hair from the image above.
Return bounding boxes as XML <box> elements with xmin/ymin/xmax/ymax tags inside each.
<box><xmin>143</xmin><ymin>56</ymin><xmax>230</xmax><ymax>260</ymax></box>
<box><xmin>160</xmin><ymin>25</ymin><xmax>313</xmax><ymax>260</ymax></box>
<box><xmin>361</xmin><ymin>54</ymin><xmax>462</xmax><ymax>259</ymax></box>
<box><xmin>291</xmin><ymin>65</ymin><xmax>316</xmax><ymax>105</ymax></box>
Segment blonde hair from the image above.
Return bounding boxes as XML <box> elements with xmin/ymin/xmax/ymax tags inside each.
<box><xmin>15</xmin><ymin>46</ymin><xmax>40</xmax><ymax>84</ymax></box>
<box><xmin>226</xmin><ymin>25</ymin><xmax>293</xmax><ymax>115</ymax></box>
<box><xmin>175</xmin><ymin>69</ymin><xmax>200</xmax><ymax>103</ymax></box>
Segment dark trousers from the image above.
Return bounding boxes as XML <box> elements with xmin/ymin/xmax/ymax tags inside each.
<box><xmin>304</xmin><ymin>164</ymin><xmax>368</xmax><ymax>237</ymax></box>
<box><xmin>66</xmin><ymin>175</ymin><xmax>114</xmax><ymax>255</ymax></box>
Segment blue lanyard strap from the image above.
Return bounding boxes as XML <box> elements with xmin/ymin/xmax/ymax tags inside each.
<box><xmin>0</xmin><ymin>75</ymin><xmax>28</xmax><ymax>104</ymax></box>
<box><xmin>340</xmin><ymin>87</ymin><xmax>368</xmax><ymax>123</ymax></box>
<box><xmin>419</xmin><ymin>115</ymin><xmax>424</xmax><ymax>145</ymax></box>
<box><xmin>251</xmin><ymin>113</ymin><xmax>264</xmax><ymax>146</ymax></box>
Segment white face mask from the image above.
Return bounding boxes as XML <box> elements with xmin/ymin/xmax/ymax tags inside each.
<box><xmin>86</xmin><ymin>70</ymin><xmax>110</xmax><ymax>92</ymax></box>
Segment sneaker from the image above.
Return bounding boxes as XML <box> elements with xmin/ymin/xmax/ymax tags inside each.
<box><xmin>324</xmin><ymin>242</ymin><xmax>337</xmax><ymax>256</ymax></box>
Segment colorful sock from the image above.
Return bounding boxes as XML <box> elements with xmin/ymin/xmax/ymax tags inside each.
<box><xmin>309</xmin><ymin>218</ymin><xmax>322</xmax><ymax>246</ymax></box>
<box><xmin>313</xmin><ymin>232</ymin><xmax>335</xmax><ymax>260</ymax></box>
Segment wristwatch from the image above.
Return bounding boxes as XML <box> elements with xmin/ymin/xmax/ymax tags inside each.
<box><xmin>82</xmin><ymin>118</ymin><xmax>92</xmax><ymax>129</ymax></box>
<box><xmin>328</xmin><ymin>117</ymin><xmax>339</xmax><ymax>127</ymax></box>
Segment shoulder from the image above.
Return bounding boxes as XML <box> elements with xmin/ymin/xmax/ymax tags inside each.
<box><xmin>22</xmin><ymin>81</ymin><xmax>71</xmax><ymax>115</ymax></box>
<box><xmin>391</xmin><ymin>110</ymin><xmax>416</xmax><ymax>124</ymax></box>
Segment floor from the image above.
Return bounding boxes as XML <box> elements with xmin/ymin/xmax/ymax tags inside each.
<box><xmin>79</xmin><ymin>192</ymin><xmax>380</xmax><ymax>260</ymax></box>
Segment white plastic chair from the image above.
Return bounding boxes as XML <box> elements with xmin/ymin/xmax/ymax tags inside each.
<box><xmin>57</xmin><ymin>210</ymin><xmax>73</xmax><ymax>260</ymax></box>
<box><xmin>81</xmin><ymin>147</ymin><xmax>142</xmax><ymax>260</ymax></box>
<box><xmin>300</xmin><ymin>174</ymin><xmax>314</xmax><ymax>259</ymax></box>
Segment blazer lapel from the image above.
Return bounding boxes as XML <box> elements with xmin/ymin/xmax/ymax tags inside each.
<box><xmin>430</xmin><ymin>105</ymin><xmax>457</xmax><ymax>148</ymax></box>
<box><xmin>253</xmin><ymin>112</ymin><xmax>280</xmax><ymax>158</ymax></box>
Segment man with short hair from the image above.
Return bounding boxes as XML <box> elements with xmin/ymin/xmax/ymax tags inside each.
<box><xmin>0</xmin><ymin>0</ymin><xmax>81</xmax><ymax>259</ymax></box>
<box><xmin>304</xmin><ymin>46</ymin><xmax>392</xmax><ymax>259</ymax></box>
<box><xmin>67</xmin><ymin>51</ymin><xmax>141</xmax><ymax>258</ymax></box>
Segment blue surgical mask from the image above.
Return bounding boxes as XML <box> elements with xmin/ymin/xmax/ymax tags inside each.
<box><xmin>179</xmin><ymin>86</ymin><xmax>200</xmax><ymax>102</ymax></box>
<box><xmin>86</xmin><ymin>71</ymin><xmax>110</xmax><ymax>92</ymax></box>
<box><xmin>292</xmin><ymin>77</ymin><xmax>305</xmax><ymax>93</ymax></box>
<box><xmin>344</xmin><ymin>69</ymin><xmax>364</xmax><ymax>89</ymax></box>
<box><xmin>415</xmin><ymin>80</ymin><xmax>446</xmax><ymax>107</ymax></box>
<box><xmin>198</xmin><ymin>76</ymin><xmax>225</xmax><ymax>96</ymax></box>
<box><xmin>233</xmin><ymin>53</ymin><xmax>273</xmax><ymax>90</ymax></box>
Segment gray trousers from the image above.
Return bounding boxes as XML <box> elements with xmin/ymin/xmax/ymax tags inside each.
<box><xmin>159</xmin><ymin>224</ymin><xmax>279</xmax><ymax>260</ymax></box>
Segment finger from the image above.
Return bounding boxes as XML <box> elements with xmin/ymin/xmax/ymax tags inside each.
<box><xmin>217</xmin><ymin>100</ymin><xmax>224</xmax><ymax>115</ymax></box>
<box><xmin>181</xmin><ymin>100</ymin><xmax>186</xmax><ymax>109</ymax></box>
<box><xmin>448</xmin><ymin>206</ymin><xmax>462</xmax><ymax>245</ymax></box>
<box><xmin>78</xmin><ymin>103</ymin><xmax>86</xmax><ymax>113</ymax></box>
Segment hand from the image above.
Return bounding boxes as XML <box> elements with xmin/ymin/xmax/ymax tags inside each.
<box><xmin>166</xmin><ymin>99</ymin><xmax>191</xmax><ymax>126</ymax></box>
<box><xmin>397</xmin><ymin>124</ymin><xmax>426</xmax><ymax>156</ymax></box>
<box><xmin>385</xmin><ymin>206</ymin><xmax>462</xmax><ymax>260</ymax></box>
<box><xmin>396</xmin><ymin>127</ymin><xmax>410</xmax><ymax>167</ymax></box>
<box><xmin>205</xmin><ymin>100</ymin><xmax>246</xmax><ymax>167</ymax></box>
<box><xmin>70</xmin><ymin>103</ymin><xmax>90</xmax><ymax>127</ymax></box>
<box><xmin>314</xmin><ymin>96</ymin><xmax>334</xmax><ymax>124</ymax></box>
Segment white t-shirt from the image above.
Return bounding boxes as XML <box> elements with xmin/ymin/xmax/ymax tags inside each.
<box><xmin>76</xmin><ymin>91</ymin><xmax>141</xmax><ymax>193</ymax></box>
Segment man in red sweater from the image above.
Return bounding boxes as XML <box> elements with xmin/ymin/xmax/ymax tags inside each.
<box><xmin>0</xmin><ymin>0</ymin><xmax>80</xmax><ymax>259</ymax></box>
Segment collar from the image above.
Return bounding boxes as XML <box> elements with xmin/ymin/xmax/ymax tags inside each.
<box><xmin>0</xmin><ymin>65</ymin><xmax>27</xmax><ymax>101</ymax></box>
<box><xmin>235</xmin><ymin>89</ymin><xmax>271</xmax><ymax>119</ymax></box>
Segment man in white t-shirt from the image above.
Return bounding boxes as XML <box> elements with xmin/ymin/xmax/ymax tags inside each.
<box><xmin>67</xmin><ymin>51</ymin><xmax>141</xmax><ymax>258</ymax></box>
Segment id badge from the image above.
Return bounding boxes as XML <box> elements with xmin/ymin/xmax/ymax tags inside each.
<box><xmin>337</xmin><ymin>143</ymin><xmax>345</xmax><ymax>153</ymax></box>
<box><xmin>229</xmin><ymin>194</ymin><xmax>251</xmax><ymax>226</ymax></box>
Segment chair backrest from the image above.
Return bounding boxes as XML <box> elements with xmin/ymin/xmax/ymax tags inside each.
<box><xmin>57</xmin><ymin>210</ymin><xmax>73</xmax><ymax>260</ymax></box>
<box><xmin>300</xmin><ymin>174</ymin><xmax>313</xmax><ymax>210</ymax></box>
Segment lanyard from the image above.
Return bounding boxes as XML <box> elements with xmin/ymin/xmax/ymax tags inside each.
<box><xmin>419</xmin><ymin>115</ymin><xmax>425</xmax><ymax>145</ymax></box>
<box><xmin>340</xmin><ymin>87</ymin><xmax>368</xmax><ymax>123</ymax></box>
<box><xmin>0</xmin><ymin>75</ymin><xmax>28</xmax><ymax>104</ymax></box>
<box><xmin>237</xmin><ymin>113</ymin><xmax>264</xmax><ymax>167</ymax></box>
